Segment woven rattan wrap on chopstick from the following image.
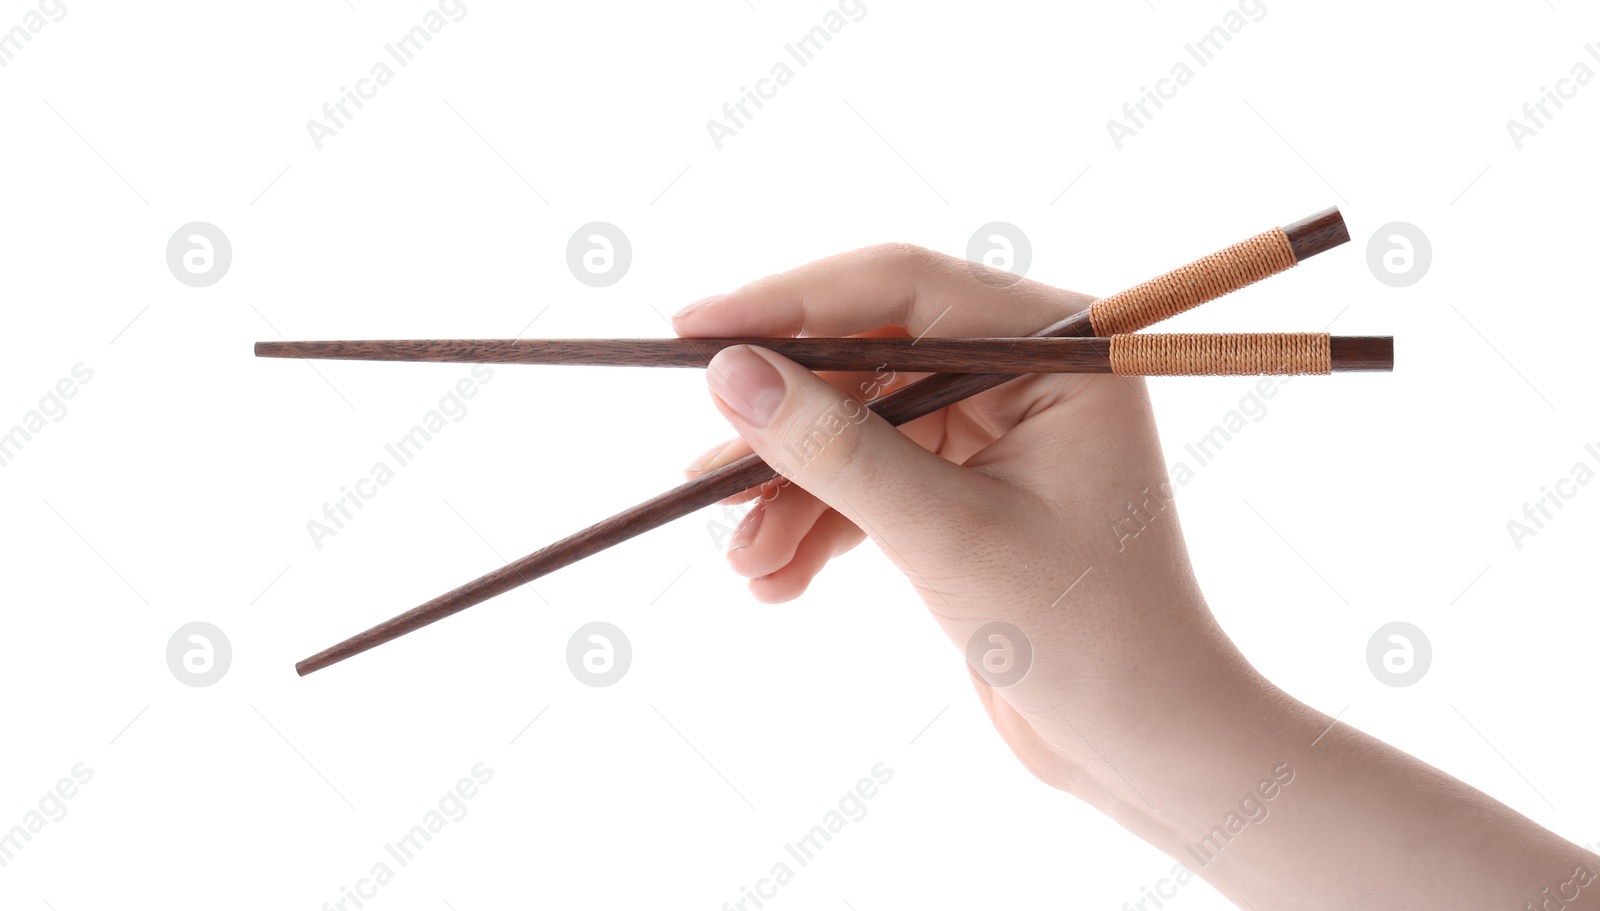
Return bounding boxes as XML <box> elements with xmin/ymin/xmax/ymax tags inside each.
<box><xmin>1088</xmin><ymin>228</ymin><xmax>1298</xmax><ymax>335</ymax></box>
<box><xmin>1110</xmin><ymin>333</ymin><xmax>1332</xmax><ymax>376</ymax></box>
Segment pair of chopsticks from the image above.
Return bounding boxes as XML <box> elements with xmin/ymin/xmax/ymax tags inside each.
<box><xmin>265</xmin><ymin>206</ymin><xmax>1374</xmax><ymax>676</ymax></box>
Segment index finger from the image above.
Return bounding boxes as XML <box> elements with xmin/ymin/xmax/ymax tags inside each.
<box><xmin>671</xmin><ymin>244</ymin><xmax>1091</xmax><ymax>340</ymax></box>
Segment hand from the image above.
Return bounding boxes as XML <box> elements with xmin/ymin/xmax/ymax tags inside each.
<box><xmin>673</xmin><ymin>243</ymin><xmax>1234</xmax><ymax>793</ymax></box>
<box><xmin>675</xmin><ymin>243</ymin><xmax>1599</xmax><ymax>911</ymax></box>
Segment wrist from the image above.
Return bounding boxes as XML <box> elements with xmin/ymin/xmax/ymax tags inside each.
<box><xmin>1036</xmin><ymin>626</ymin><xmax>1295</xmax><ymax>846</ymax></box>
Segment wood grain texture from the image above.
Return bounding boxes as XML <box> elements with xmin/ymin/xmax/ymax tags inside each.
<box><xmin>258</xmin><ymin>336</ymin><xmax>1389</xmax><ymax>375</ymax></box>
<box><xmin>256</xmin><ymin>337</ymin><xmax>1119</xmax><ymax>372</ymax></box>
<box><xmin>1329</xmin><ymin>335</ymin><xmax>1393</xmax><ymax>371</ymax></box>
<box><xmin>1283</xmin><ymin>207</ymin><xmax>1350</xmax><ymax>262</ymax></box>
<box><xmin>294</xmin><ymin>207</ymin><xmax>1353</xmax><ymax>675</ymax></box>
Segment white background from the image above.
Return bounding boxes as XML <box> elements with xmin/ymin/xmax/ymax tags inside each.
<box><xmin>2</xmin><ymin>0</ymin><xmax>1597</xmax><ymax>908</ymax></box>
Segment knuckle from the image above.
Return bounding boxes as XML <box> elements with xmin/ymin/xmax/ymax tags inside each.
<box><xmin>860</xmin><ymin>241</ymin><xmax>939</xmax><ymax>270</ymax></box>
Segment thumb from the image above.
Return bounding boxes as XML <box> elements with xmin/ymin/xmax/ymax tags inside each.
<box><xmin>704</xmin><ymin>345</ymin><xmax>1010</xmax><ymax>580</ymax></box>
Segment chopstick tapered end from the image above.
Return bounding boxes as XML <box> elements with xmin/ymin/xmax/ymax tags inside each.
<box><xmin>296</xmin><ymin>650</ymin><xmax>338</xmax><ymax>676</ymax></box>
<box><xmin>296</xmin><ymin>636</ymin><xmax>365</xmax><ymax>676</ymax></box>
<box><xmin>256</xmin><ymin>341</ymin><xmax>292</xmax><ymax>358</ymax></box>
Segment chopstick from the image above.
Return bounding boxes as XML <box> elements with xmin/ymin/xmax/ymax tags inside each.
<box><xmin>291</xmin><ymin>206</ymin><xmax>1351</xmax><ymax>676</ymax></box>
<box><xmin>257</xmin><ymin>334</ymin><xmax>1393</xmax><ymax>374</ymax></box>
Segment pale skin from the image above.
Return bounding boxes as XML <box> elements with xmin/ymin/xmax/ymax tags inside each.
<box><xmin>672</xmin><ymin>244</ymin><xmax>1598</xmax><ymax>911</ymax></box>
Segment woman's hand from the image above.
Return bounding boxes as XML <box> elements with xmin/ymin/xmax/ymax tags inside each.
<box><xmin>673</xmin><ymin>243</ymin><xmax>1239</xmax><ymax>795</ymax></box>
<box><xmin>674</xmin><ymin>243</ymin><xmax>1599</xmax><ymax>911</ymax></box>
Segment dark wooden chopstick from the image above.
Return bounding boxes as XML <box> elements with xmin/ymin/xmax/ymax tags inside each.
<box><xmin>291</xmin><ymin>207</ymin><xmax>1351</xmax><ymax>675</ymax></box>
<box><xmin>255</xmin><ymin>335</ymin><xmax>1394</xmax><ymax>374</ymax></box>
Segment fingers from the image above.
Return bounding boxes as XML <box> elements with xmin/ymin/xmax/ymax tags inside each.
<box><xmin>704</xmin><ymin>344</ymin><xmax>1022</xmax><ymax>584</ymax></box>
<box><xmin>725</xmin><ymin>493</ymin><xmax>821</xmax><ymax>580</ymax></box>
<box><xmin>684</xmin><ymin>437</ymin><xmax>750</xmax><ymax>477</ymax></box>
<box><xmin>746</xmin><ymin>509</ymin><xmax>863</xmax><ymax>603</ymax></box>
<box><xmin>684</xmin><ymin>436</ymin><xmax>757</xmax><ymax>503</ymax></box>
<box><xmin>725</xmin><ymin>485</ymin><xmax>869</xmax><ymax>581</ymax></box>
<box><xmin>690</xmin><ymin>435</ymin><xmax>865</xmax><ymax>586</ymax></box>
<box><xmin>682</xmin><ymin>244</ymin><xmax>1093</xmax><ymax>597</ymax></box>
<box><xmin>672</xmin><ymin>244</ymin><xmax>1090</xmax><ymax>341</ymax></box>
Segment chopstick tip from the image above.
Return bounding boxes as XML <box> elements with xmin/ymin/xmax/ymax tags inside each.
<box><xmin>295</xmin><ymin>652</ymin><xmax>331</xmax><ymax>676</ymax></box>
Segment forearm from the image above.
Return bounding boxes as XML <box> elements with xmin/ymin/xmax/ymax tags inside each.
<box><xmin>1062</xmin><ymin>655</ymin><xmax>1599</xmax><ymax>910</ymax></box>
